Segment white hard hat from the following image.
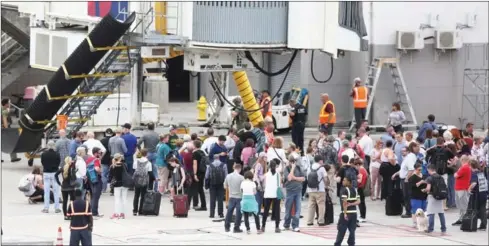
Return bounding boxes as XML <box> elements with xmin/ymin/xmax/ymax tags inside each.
<box><xmin>354</xmin><ymin>77</ymin><xmax>361</xmax><ymax>82</ymax></box>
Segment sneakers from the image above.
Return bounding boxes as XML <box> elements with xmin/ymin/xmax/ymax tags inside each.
<box><xmin>41</xmin><ymin>209</ymin><xmax>49</xmax><ymax>213</ymax></box>
<box><xmin>293</xmin><ymin>228</ymin><xmax>300</xmax><ymax>232</ymax></box>
<box><xmin>233</xmin><ymin>228</ymin><xmax>243</xmax><ymax>233</ymax></box>
<box><xmin>280</xmin><ymin>226</ymin><xmax>289</xmax><ymax>231</ymax></box>
<box><xmin>28</xmin><ymin>198</ymin><xmax>36</xmax><ymax>204</ymax></box>
<box><xmin>246</xmin><ymin>230</ymin><xmax>251</xmax><ymax>234</ymax></box>
<box><xmin>358</xmin><ymin>218</ymin><xmax>366</xmax><ymax>223</ymax></box>
<box><xmin>195</xmin><ymin>207</ymin><xmax>207</xmax><ymax>211</ymax></box>
<box><xmin>120</xmin><ymin>213</ymin><xmax>125</xmax><ymax>219</ymax></box>
<box><xmin>55</xmin><ymin>209</ymin><xmax>62</xmax><ymax>213</ymax></box>
<box><xmin>110</xmin><ymin>213</ymin><xmax>119</xmax><ymax>219</ymax></box>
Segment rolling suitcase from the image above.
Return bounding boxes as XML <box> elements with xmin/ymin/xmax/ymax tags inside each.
<box><xmin>385</xmin><ymin>188</ymin><xmax>403</xmax><ymax>216</ymax></box>
<box><xmin>141</xmin><ymin>190</ymin><xmax>162</xmax><ymax>216</ymax></box>
<box><xmin>173</xmin><ymin>187</ymin><xmax>189</xmax><ymax>217</ymax></box>
<box><xmin>325</xmin><ymin>193</ymin><xmax>334</xmax><ymax>224</ymax></box>
<box><xmin>461</xmin><ymin>194</ymin><xmax>478</xmax><ymax>232</ymax></box>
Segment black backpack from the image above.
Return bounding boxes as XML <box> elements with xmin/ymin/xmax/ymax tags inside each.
<box><xmin>209</xmin><ymin>163</ymin><xmax>225</xmax><ymax>185</ymax></box>
<box><xmin>198</xmin><ymin>151</ymin><xmax>210</xmax><ymax>174</ymax></box>
<box><xmin>68</xmin><ymin>162</ymin><xmax>78</xmax><ymax>187</ymax></box>
<box><xmin>430</xmin><ymin>174</ymin><xmax>448</xmax><ymax>200</ymax></box>
<box><xmin>307</xmin><ymin>167</ymin><xmax>322</xmax><ymax>189</ymax></box>
<box><xmin>430</xmin><ymin>147</ymin><xmax>447</xmax><ymax>175</ymax></box>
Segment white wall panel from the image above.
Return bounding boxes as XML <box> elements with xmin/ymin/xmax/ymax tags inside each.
<box><xmin>370</xmin><ymin>2</ymin><xmax>488</xmax><ymax>45</ymax></box>
<box><xmin>179</xmin><ymin>2</ymin><xmax>193</xmax><ymax>39</ymax></box>
<box><xmin>49</xmin><ymin>2</ymin><xmax>88</xmax><ymax>17</ymax></box>
<box><xmin>17</xmin><ymin>2</ymin><xmax>46</xmax><ymax>20</ymax></box>
<box><xmin>287</xmin><ymin>2</ymin><xmax>325</xmax><ymax>49</ymax></box>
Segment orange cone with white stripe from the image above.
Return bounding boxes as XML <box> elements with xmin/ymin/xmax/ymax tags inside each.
<box><xmin>56</xmin><ymin>226</ymin><xmax>63</xmax><ymax>246</ymax></box>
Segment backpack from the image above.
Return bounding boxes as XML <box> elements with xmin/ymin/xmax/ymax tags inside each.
<box><xmin>133</xmin><ymin>160</ymin><xmax>149</xmax><ymax>188</ymax></box>
<box><xmin>430</xmin><ymin>174</ymin><xmax>448</xmax><ymax>200</ymax></box>
<box><xmin>68</xmin><ymin>162</ymin><xmax>78</xmax><ymax>187</ymax></box>
<box><xmin>198</xmin><ymin>151</ymin><xmax>210</xmax><ymax>174</ymax></box>
<box><xmin>209</xmin><ymin>163</ymin><xmax>225</xmax><ymax>185</ymax></box>
<box><xmin>18</xmin><ymin>174</ymin><xmax>34</xmax><ymax>193</ymax></box>
<box><xmin>344</xmin><ymin>166</ymin><xmax>358</xmax><ymax>188</ymax></box>
<box><xmin>246</xmin><ymin>149</ymin><xmax>257</xmax><ymax>168</ymax></box>
<box><xmin>307</xmin><ymin>167</ymin><xmax>322</xmax><ymax>189</ymax></box>
<box><xmin>86</xmin><ymin>159</ymin><xmax>98</xmax><ymax>184</ymax></box>
<box><xmin>430</xmin><ymin>147</ymin><xmax>447</xmax><ymax>175</ymax></box>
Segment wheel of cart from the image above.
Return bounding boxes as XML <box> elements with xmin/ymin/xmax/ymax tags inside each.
<box><xmin>25</xmin><ymin>147</ymin><xmax>46</xmax><ymax>167</ymax></box>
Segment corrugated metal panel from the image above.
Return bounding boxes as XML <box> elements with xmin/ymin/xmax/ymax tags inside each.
<box><xmin>192</xmin><ymin>1</ymin><xmax>288</xmax><ymax>46</ymax></box>
<box><xmin>270</xmin><ymin>53</ymin><xmax>301</xmax><ymax>96</ymax></box>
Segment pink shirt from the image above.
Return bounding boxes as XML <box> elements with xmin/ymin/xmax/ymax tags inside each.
<box><xmin>241</xmin><ymin>147</ymin><xmax>256</xmax><ymax>167</ymax></box>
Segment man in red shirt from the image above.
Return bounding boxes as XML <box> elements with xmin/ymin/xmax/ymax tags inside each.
<box><xmin>355</xmin><ymin>159</ymin><xmax>369</xmax><ymax>222</ymax></box>
<box><xmin>85</xmin><ymin>147</ymin><xmax>103</xmax><ymax>218</ymax></box>
<box><xmin>452</xmin><ymin>156</ymin><xmax>471</xmax><ymax>225</ymax></box>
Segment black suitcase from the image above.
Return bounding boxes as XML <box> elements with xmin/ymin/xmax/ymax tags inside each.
<box><xmin>385</xmin><ymin>189</ymin><xmax>403</xmax><ymax>216</ymax></box>
<box><xmin>141</xmin><ymin>190</ymin><xmax>162</xmax><ymax>216</ymax></box>
<box><xmin>461</xmin><ymin>194</ymin><xmax>478</xmax><ymax>232</ymax></box>
<box><xmin>325</xmin><ymin>193</ymin><xmax>334</xmax><ymax>224</ymax></box>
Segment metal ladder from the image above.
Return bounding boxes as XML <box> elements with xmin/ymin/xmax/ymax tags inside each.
<box><xmin>349</xmin><ymin>57</ymin><xmax>418</xmax><ymax>131</ymax></box>
<box><xmin>43</xmin><ymin>46</ymin><xmax>139</xmax><ymax>140</ymax></box>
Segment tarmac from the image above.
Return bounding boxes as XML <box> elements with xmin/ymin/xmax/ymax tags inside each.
<box><xmin>2</xmin><ymin>154</ymin><xmax>488</xmax><ymax>245</ymax></box>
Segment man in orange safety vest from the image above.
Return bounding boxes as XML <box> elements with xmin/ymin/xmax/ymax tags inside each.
<box><xmin>260</xmin><ymin>90</ymin><xmax>273</xmax><ymax>120</ymax></box>
<box><xmin>350</xmin><ymin>77</ymin><xmax>368</xmax><ymax>130</ymax></box>
<box><xmin>318</xmin><ymin>93</ymin><xmax>336</xmax><ymax>135</ymax></box>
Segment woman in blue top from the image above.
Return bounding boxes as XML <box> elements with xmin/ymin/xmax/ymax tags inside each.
<box><xmin>155</xmin><ymin>134</ymin><xmax>171</xmax><ymax>194</ymax></box>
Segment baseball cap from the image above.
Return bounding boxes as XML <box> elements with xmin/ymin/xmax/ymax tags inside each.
<box><xmin>354</xmin><ymin>77</ymin><xmax>361</xmax><ymax>82</ymax></box>
<box><xmin>121</xmin><ymin>123</ymin><xmax>131</xmax><ymax>129</ymax></box>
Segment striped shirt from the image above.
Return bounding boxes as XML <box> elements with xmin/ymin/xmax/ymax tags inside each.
<box><xmin>340</xmin><ymin>186</ymin><xmax>359</xmax><ymax>213</ymax></box>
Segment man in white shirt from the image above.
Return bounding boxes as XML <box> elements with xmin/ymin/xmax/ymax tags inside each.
<box><xmin>357</xmin><ymin>128</ymin><xmax>373</xmax><ymax>171</ymax></box>
<box><xmin>202</xmin><ymin>128</ymin><xmax>218</xmax><ymax>155</ymax></box>
<box><xmin>306</xmin><ymin>155</ymin><xmax>328</xmax><ymax>226</ymax></box>
<box><xmin>393</xmin><ymin>142</ymin><xmax>419</xmax><ymax>218</ymax></box>
<box><xmin>83</xmin><ymin>131</ymin><xmax>106</xmax><ymax>157</ymax></box>
<box><xmin>333</xmin><ymin>131</ymin><xmax>346</xmax><ymax>152</ymax></box>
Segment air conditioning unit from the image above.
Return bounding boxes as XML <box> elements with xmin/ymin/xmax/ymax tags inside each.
<box><xmin>396</xmin><ymin>31</ymin><xmax>424</xmax><ymax>50</ymax></box>
<box><xmin>141</xmin><ymin>46</ymin><xmax>171</xmax><ymax>58</ymax></box>
<box><xmin>435</xmin><ymin>30</ymin><xmax>463</xmax><ymax>50</ymax></box>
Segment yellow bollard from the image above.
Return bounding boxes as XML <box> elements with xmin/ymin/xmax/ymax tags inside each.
<box><xmin>197</xmin><ymin>96</ymin><xmax>207</xmax><ymax>121</ymax></box>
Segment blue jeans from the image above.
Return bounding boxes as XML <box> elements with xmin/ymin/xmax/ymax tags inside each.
<box><xmin>101</xmin><ymin>165</ymin><xmax>110</xmax><ymax>192</ymax></box>
<box><xmin>283</xmin><ymin>190</ymin><xmax>302</xmax><ymax>229</ymax></box>
<box><xmin>90</xmin><ymin>179</ymin><xmax>103</xmax><ymax>216</ymax></box>
<box><xmin>255</xmin><ymin>191</ymin><xmax>264</xmax><ymax>216</ymax></box>
<box><xmin>428</xmin><ymin>213</ymin><xmax>447</xmax><ymax>232</ymax></box>
<box><xmin>225</xmin><ymin>197</ymin><xmax>242</xmax><ymax>230</ymax></box>
<box><xmin>43</xmin><ymin>172</ymin><xmax>60</xmax><ymax>210</ymax></box>
<box><xmin>447</xmin><ymin>174</ymin><xmax>456</xmax><ymax>208</ymax></box>
<box><xmin>125</xmin><ymin>155</ymin><xmax>134</xmax><ymax>175</ymax></box>
<box><xmin>147</xmin><ymin>152</ymin><xmax>158</xmax><ymax>192</ymax></box>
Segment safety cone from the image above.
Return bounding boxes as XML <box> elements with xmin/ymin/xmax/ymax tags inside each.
<box><xmin>56</xmin><ymin>226</ymin><xmax>63</xmax><ymax>246</ymax></box>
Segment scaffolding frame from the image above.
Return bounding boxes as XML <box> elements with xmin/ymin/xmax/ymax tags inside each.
<box><xmin>461</xmin><ymin>68</ymin><xmax>489</xmax><ymax>129</ymax></box>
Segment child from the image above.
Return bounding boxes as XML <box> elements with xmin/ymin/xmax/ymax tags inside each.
<box><xmin>169</xmin><ymin>157</ymin><xmax>187</xmax><ymax>202</ymax></box>
<box><xmin>334</xmin><ymin>174</ymin><xmax>360</xmax><ymax>246</ymax></box>
<box><xmin>240</xmin><ymin>171</ymin><xmax>262</xmax><ymax>234</ymax></box>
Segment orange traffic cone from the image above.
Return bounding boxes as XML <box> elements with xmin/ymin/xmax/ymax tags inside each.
<box><xmin>56</xmin><ymin>226</ymin><xmax>63</xmax><ymax>246</ymax></box>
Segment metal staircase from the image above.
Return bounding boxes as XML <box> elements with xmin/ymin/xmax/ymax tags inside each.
<box><xmin>1</xmin><ymin>32</ymin><xmax>28</xmax><ymax>71</ymax></box>
<box><xmin>43</xmin><ymin>46</ymin><xmax>139</xmax><ymax>140</ymax></box>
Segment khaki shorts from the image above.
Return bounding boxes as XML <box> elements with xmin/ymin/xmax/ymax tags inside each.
<box><xmin>158</xmin><ymin>167</ymin><xmax>169</xmax><ymax>186</ymax></box>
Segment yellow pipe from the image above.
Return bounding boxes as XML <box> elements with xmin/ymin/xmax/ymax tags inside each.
<box><xmin>232</xmin><ymin>71</ymin><xmax>263</xmax><ymax>127</ymax></box>
<box><xmin>155</xmin><ymin>1</ymin><xmax>167</xmax><ymax>34</ymax></box>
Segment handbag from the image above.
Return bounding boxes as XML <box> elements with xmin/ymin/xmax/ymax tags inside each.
<box><xmin>121</xmin><ymin>164</ymin><xmax>134</xmax><ymax>188</ymax></box>
<box><xmin>276</xmin><ymin>173</ymin><xmax>283</xmax><ymax>200</ymax></box>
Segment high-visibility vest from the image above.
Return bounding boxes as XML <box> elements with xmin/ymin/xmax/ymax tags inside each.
<box><xmin>260</xmin><ymin>96</ymin><xmax>272</xmax><ymax>118</ymax></box>
<box><xmin>353</xmin><ymin>86</ymin><xmax>368</xmax><ymax>108</ymax></box>
<box><xmin>319</xmin><ymin>100</ymin><xmax>336</xmax><ymax>124</ymax></box>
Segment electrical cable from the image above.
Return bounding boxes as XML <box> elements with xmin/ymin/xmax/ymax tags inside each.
<box><xmin>310</xmin><ymin>50</ymin><xmax>334</xmax><ymax>83</ymax></box>
<box><xmin>209</xmin><ymin>60</ymin><xmax>292</xmax><ymax>113</ymax></box>
<box><xmin>245</xmin><ymin>50</ymin><xmax>298</xmax><ymax>77</ymax></box>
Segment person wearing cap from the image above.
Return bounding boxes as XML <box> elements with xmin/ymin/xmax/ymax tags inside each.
<box><xmin>318</xmin><ymin>93</ymin><xmax>336</xmax><ymax>135</ymax></box>
<box><xmin>100</xmin><ymin>128</ymin><xmax>114</xmax><ymax>192</ymax></box>
<box><xmin>40</xmin><ymin>140</ymin><xmax>62</xmax><ymax>213</ymax></box>
<box><xmin>289</xmin><ymin>99</ymin><xmax>307</xmax><ymax>156</ymax></box>
<box><xmin>138</xmin><ymin>122</ymin><xmax>160</xmax><ymax>191</ymax></box>
<box><xmin>121</xmin><ymin>123</ymin><xmax>137</xmax><ymax>176</ymax></box>
<box><xmin>85</xmin><ymin>147</ymin><xmax>104</xmax><ymax>218</ymax></box>
<box><xmin>350</xmin><ymin>78</ymin><xmax>368</xmax><ymax>130</ymax></box>
<box><xmin>260</xmin><ymin>90</ymin><xmax>273</xmax><ymax>119</ymax></box>
<box><xmin>168</xmin><ymin>125</ymin><xmax>180</xmax><ymax>150</ymax></box>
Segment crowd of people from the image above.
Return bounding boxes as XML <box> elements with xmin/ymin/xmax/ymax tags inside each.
<box><xmin>16</xmin><ymin>112</ymin><xmax>489</xmax><ymax>245</ymax></box>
